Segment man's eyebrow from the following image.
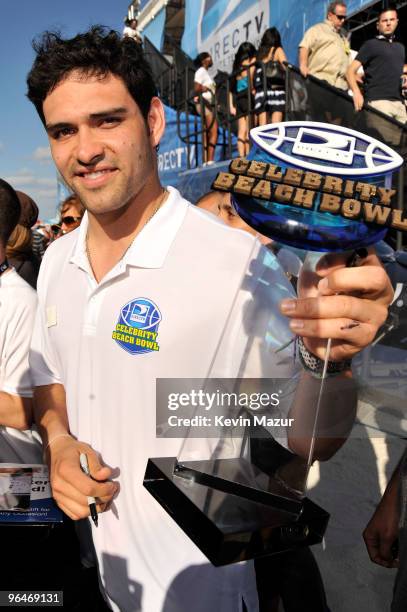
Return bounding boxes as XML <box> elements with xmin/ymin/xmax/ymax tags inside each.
<box><xmin>45</xmin><ymin>108</ymin><xmax>129</xmax><ymax>132</ymax></box>
<box><xmin>45</xmin><ymin>121</ymin><xmax>72</xmax><ymax>133</ymax></box>
<box><xmin>89</xmin><ymin>107</ymin><xmax>128</xmax><ymax>120</ymax></box>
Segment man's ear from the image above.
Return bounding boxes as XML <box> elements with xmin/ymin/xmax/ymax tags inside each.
<box><xmin>147</xmin><ymin>97</ymin><xmax>166</xmax><ymax>149</ymax></box>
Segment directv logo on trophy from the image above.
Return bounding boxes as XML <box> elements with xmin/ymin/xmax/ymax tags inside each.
<box><xmin>212</xmin><ymin>122</ymin><xmax>404</xmax><ymax>251</ymax></box>
<box><xmin>292</xmin><ymin>127</ymin><xmax>356</xmax><ymax>164</ymax></box>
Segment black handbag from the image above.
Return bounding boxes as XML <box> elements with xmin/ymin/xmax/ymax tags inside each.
<box><xmin>264</xmin><ymin>48</ymin><xmax>285</xmax><ymax>86</ymax></box>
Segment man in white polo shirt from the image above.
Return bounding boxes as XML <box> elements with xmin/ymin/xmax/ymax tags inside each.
<box><xmin>0</xmin><ymin>179</ymin><xmax>40</xmax><ymax>464</ymax></box>
<box><xmin>27</xmin><ymin>27</ymin><xmax>393</xmax><ymax>612</ymax></box>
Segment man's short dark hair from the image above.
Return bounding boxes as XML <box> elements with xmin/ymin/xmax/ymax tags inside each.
<box><xmin>327</xmin><ymin>1</ymin><xmax>346</xmax><ymax>15</ymax></box>
<box><xmin>378</xmin><ymin>4</ymin><xmax>398</xmax><ymax>19</ymax></box>
<box><xmin>26</xmin><ymin>26</ymin><xmax>157</xmax><ymax>125</ymax></box>
<box><xmin>0</xmin><ymin>179</ymin><xmax>21</xmax><ymax>246</ymax></box>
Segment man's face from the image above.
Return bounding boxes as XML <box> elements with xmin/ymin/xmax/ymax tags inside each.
<box><xmin>43</xmin><ymin>71</ymin><xmax>157</xmax><ymax>217</ymax></box>
<box><xmin>377</xmin><ymin>10</ymin><xmax>398</xmax><ymax>37</ymax></box>
<box><xmin>327</xmin><ymin>4</ymin><xmax>347</xmax><ymax>31</ymax></box>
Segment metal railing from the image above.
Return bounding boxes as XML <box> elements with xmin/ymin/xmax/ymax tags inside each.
<box><xmin>144</xmin><ymin>37</ymin><xmax>175</xmax><ymax>106</ymax></box>
<box><xmin>175</xmin><ymin>62</ymin><xmax>259</xmax><ymax>166</ymax></box>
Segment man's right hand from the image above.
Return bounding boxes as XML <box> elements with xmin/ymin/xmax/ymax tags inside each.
<box><xmin>47</xmin><ymin>435</ymin><xmax>119</xmax><ymax>521</ymax></box>
<box><xmin>353</xmin><ymin>89</ymin><xmax>364</xmax><ymax>112</ymax></box>
<box><xmin>300</xmin><ymin>65</ymin><xmax>309</xmax><ymax>78</ymax></box>
<box><xmin>363</xmin><ymin>484</ymin><xmax>400</xmax><ymax>568</ymax></box>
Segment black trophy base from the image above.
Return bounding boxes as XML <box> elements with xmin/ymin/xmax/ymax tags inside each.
<box><xmin>143</xmin><ymin>457</ymin><xmax>329</xmax><ymax>567</ymax></box>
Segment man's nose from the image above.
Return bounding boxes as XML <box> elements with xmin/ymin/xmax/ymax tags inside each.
<box><xmin>76</xmin><ymin>127</ymin><xmax>104</xmax><ymax>165</ymax></box>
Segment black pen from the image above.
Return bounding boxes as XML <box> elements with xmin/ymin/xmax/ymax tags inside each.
<box><xmin>79</xmin><ymin>452</ymin><xmax>98</xmax><ymax>527</ymax></box>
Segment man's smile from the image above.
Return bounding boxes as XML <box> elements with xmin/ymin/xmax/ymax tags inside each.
<box><xmin>74</xmin><ymin>167</ymin><xmax>118</xmax><ymax>187</ymax></box>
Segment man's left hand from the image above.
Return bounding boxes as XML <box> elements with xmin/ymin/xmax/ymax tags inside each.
<box><xmin>279</xmin><ymin>248</ymin><xmax>393</xmax><ymax>362</ymax></box>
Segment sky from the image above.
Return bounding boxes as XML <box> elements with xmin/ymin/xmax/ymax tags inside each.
<box><xmin>0</xmin><ymin>1</ymin><xmax>125</xmax><ymax>220</ymax></box>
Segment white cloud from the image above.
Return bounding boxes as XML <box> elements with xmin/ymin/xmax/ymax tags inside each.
<box><xmin>3</xmin><ymin>169</ymin><xmax>58</xmax><ymax>220</ymax></box>
<box><xmin>32</xmin><ymin>146</ymin><xmax>52</xmax><ymax>163</ymax></box>
<box><xmin>4</xmin><ymin>169</ymin><xmax>56</xmax><ymax>189</ymax></box>
<box><xmin>32</xmin><ymin>188</ymin><xmax>58</xmax><ymax>198</ymax></box>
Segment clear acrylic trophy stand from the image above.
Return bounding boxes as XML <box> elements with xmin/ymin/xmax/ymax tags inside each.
<box><xmin>144</xmin><ymin>249</ymin><xmax>333</xmax><ymax>566</ymax></box>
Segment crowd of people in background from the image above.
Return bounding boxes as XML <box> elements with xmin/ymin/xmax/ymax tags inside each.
<box><xmin>194</xmin><ymin>26</ymin><xmax>290</xmax><ymax>161</ymax></box>
<box><xmin>193</xmin><ymin>1</ymin><xmax>406</xmax><ymax>163</ymax></box>
<box><xmin>118</xmin><ymin>2</ymin><xmax>406</xmax><ymax>162</ymax></box>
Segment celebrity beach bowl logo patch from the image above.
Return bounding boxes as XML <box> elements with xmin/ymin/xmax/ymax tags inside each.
<box><xmin>212</xmin><ymin>121</ymin><xmax>404</xmax><ymax>252</ymax></box>
<box><xmin>112</xmin><ymin>297</ymin><xmax>161</xmax><ymax>355</ymax></box>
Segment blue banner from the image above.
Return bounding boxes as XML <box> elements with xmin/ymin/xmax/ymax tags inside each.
<box><xmin>182</xmin><ymin>0</ymin><xmax>270</xmax><ymax>73</ymax></box>
<box><xmin>139</xmin><ymin>0</ymin><xmax>152</xmax><ymax>10</ymax></box>
<box><xmin>158</xmin><ymin>105</ymin><xmax>198</xmax><ymax>187</ymax></box>
<box><xmin>182</xmin><ymin>0</ymin><xmax>375</xmax><ymax>72</ymax></box>
<box><xmin>142</xmin><ymin>7</ymin><xmax>166</xmax><ymax>51</ymax></box>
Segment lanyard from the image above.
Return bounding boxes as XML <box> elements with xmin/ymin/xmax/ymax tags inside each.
<box><xmin>0</xmin><ymin>259</ymin><xmax>10</xmax><ymax>275</ymax></box>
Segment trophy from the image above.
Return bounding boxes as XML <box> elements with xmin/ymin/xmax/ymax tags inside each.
<box><xmin>144</xmin><ymin>122</ymin><xmax>404</xmax><ymax>566</ymax></box>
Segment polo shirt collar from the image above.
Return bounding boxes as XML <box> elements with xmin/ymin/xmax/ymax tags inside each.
<box><xmin>125</xmin><ymin>186</ymin><xmax>188</xmax><ymax>268</ymax></box>
<box><xmin>69</xmin><ymin>185</ymin><xmax>189</xmax><ymax>272</ymax></box>
<box><xmin>324</xmin><ymin>19</ymin><xmax>342</xmax><ymax>35</ymax></box>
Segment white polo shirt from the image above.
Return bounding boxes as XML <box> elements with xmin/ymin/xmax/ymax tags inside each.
<box><xmin>30</xmin><ymin>187</ymin><xmax>296</xmax><ymax>612</ymax></box>
<box><xmin>0</xmin><ymin>269</ymin><xmax>42</xmax><ymax>464</ymax></box>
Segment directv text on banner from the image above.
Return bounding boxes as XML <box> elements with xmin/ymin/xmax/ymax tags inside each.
<box><xmin>183</xmin><ymin>0</ymin><xmax>270</xmax><ymax>74</ymax></box>
<box><xmin>158</xmin><ymin>106</ymin><xmax>197</xmax><ymax>186</ymax></box>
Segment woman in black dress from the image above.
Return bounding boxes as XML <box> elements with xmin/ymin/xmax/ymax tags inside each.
<box><xmin>254</xmin><ymin>28</ymin><xmax>288</xmax><ymax>125</ymax></box>
<box><xmin>229</xmin><ymin>42</ymin><xmax>257</xmax><ymax>156</ymax></box>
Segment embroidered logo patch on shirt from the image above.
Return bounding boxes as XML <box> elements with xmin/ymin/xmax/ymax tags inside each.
<box><xmin>112</xmin><ymin>297</ymin><xmax>161</xmax><ymax>355</ymax></box>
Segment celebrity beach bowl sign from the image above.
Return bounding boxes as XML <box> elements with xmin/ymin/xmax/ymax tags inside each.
<box><xmin>213</xmin><ymin>121</ymin><xmax>404</xmax><ymax>251</ymax></box>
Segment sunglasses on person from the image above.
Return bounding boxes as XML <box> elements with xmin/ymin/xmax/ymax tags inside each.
<box><xmin>333</xmin><ymin>13</ymin><xmax>347</xmax><ymax>20</ymax></box>
<box><xmin>61</xmin><ymin>215</ymin><xmax>82</xmax><ymax>225</ymax></box>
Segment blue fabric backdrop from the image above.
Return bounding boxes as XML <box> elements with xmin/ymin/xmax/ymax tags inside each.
<box><xmin>142</xmin><ymin>7</ymin><xmax>166</xmax><ymax>51</ymax></box>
